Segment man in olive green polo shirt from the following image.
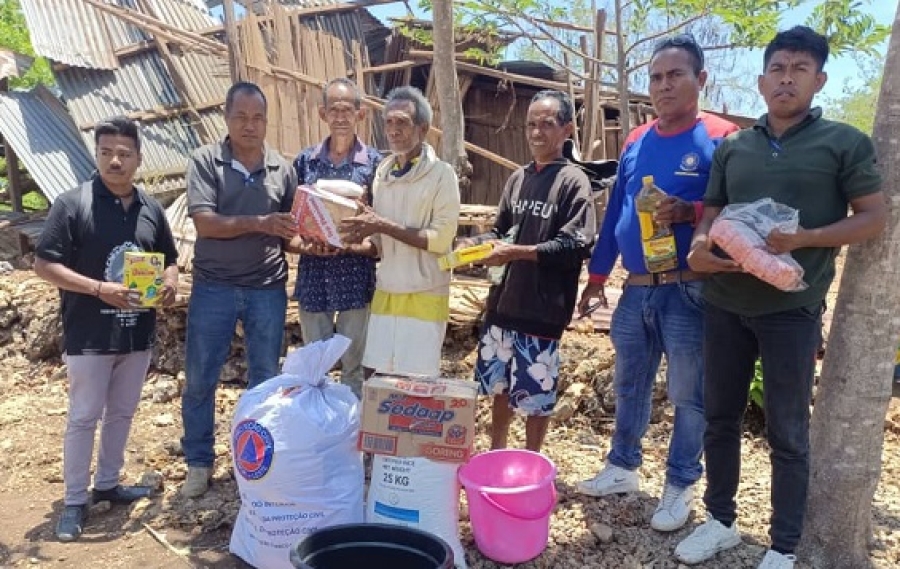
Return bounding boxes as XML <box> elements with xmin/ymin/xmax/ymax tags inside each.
<box><xmin>675</xmin><ymin>26</ymin><xmax>886</xmax><ymax>569</ymax></box>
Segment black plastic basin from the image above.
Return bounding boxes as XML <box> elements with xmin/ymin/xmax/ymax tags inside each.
<box><xmin>290</xmin><ymin>523</ymin><xmax>454</xmax><ymax>569</ymax></box>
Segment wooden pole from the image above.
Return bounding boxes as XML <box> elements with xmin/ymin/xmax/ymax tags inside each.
<box><xmin>562</xmin><ymin>52</ymin><xmax>580</xmax><ymax>153</ymax></box>
<box><xmin>5</xmin><ymin>150</ymin><xmax>23</xmax><ymax>213</ymax></box>
<box><xmin>407</xmin><ymin>51</ymin><xmax>611</xmax><ymax>93</ymax></box>
<box><xmin>593</xmin><ymin>9</ymin><xmax>608</xmax><ymax>159</ymax></box>
<box><xmin>579</xmin><ymin>34</ymin><xmax>594</xmax><ymax>159</ymax></box>
<box><xmin>0</xmin><ymin>77</ymin><xmax>23</xmax><ymax>212</ymax></box>
<box><xmin>222</xmin><ymin>0</ymin><xmax>239</xmax><ymax>82</ymax></box>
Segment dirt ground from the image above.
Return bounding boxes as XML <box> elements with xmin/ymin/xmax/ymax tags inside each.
<box><xmin>1</xmin><ymin>258</ymin><xmax>900</xmax><ymax>569</ymax></box>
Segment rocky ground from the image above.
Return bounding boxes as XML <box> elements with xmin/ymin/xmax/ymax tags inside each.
<box><xmin>0</xmin><ymin>259</ymin><xmax>899</xmax><ymax>569</ymax></box>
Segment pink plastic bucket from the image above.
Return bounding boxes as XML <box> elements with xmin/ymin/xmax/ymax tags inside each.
<box><xmin>457</xmin><ymin>450</ymin><xmax>557</xmax><ymax>564</ymax></box>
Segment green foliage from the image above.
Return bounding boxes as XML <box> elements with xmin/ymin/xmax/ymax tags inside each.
<box><xmin>0</xmin><ymin>191</ymin><xmax>48</xmax><ymax>213</ymax></box>
<box><xmin>22</xmin><ymin>190</ymin><xmax>47</xmax><ymax>211</ymax></box>
<box><xmin>749</xmin><ymin>359</ymin><xmax>765</xmax><ymax>410</ymax></box>
<box><xmin>806</xmin><ymin>0</ymin><xmax>890</xmax><ymax>58</ymax></box>
<box><xmin>0</xmin><ymin>0</ymin><xmax>54</xmax><ymax>89</ymax></box>
<box><xmin>823</xmin><ymin>60</ymin><xmax>882</xmax><ymax>134</ymax></box>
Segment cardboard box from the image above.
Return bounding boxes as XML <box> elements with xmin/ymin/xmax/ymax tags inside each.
<box><xmin>291</xmin><ymin>184</ymin><xmax>359</xmax><ymax>248</ymax></box>
<box><xmin>358</xmin><ymin>376</ymin><xmax>478</xmax><ymax>463</ymax></box>
<box><xmin>123</xmin><ymin>252</ymin><xmax>164</xmax><ymax>307</ymax></box>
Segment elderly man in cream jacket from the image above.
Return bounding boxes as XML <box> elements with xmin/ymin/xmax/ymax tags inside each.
<box><xmin>341</xmin><ymin>86</ymin><xmax>460</xmax><ymax>377</ymax></box>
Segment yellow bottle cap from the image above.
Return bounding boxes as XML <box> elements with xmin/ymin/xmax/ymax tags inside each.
<box><xmin>642</xmin><ymin>175</ymin><xmax>654</xmax><ymax>185</ymax></box>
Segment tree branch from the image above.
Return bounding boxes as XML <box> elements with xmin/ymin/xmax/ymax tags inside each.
<box><xmin>625</xmin><ymin>59</ymin><xmax>650</xmax><ymax>76</ymax></box>
<box><xmin>626</xmin><ymin>42</ymin><xmax>741</xmax><ymax>75</ymax></box>
<box><xmin>702</xmin><ymin>43</ymin><xmax>740</xmax><ymax>52</ymax></box>
<box><xmin>497</xmin><ymin>81</ymin><xmax>517</xmax><ymax>133</ymax></box>
<box><xmin>452</xmin><ymin>0</ymin><xmax>619</xmax><ymax>36</ymax></box>
<box><xmin>494</xmin><ymin>14</ymin><xmax>592</xmax><ymax>82</ymax></box>
<box><xmin>624</xmin><ymin>12</ymin><xmax>708</xmax><ymax>58</ymax></box>
<box><xmin>458</xmin><ymin>1</ymin><xmax>614</xmax><ymax>69</ymax></box>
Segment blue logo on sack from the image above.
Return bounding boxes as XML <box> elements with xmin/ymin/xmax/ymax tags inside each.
<box><xmin>233</xmin><ymin>420</ymin><xmax>275</xmax><ymax>481</ymax></box>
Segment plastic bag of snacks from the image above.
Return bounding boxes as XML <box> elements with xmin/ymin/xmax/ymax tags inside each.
<box><xmin>709</xmin><ymin>198</ymin><xmax>807</xmax><ymax>292</ymax></box>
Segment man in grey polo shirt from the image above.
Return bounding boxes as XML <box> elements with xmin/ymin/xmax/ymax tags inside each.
<box><xmin>181</xmin><ymin>81</ymin><xmax>297</xmax><ymax>498</ymax></box>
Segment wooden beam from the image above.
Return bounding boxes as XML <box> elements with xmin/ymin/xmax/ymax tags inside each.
<box><xmin>286</xmin><ymin>0</ymin><xmax>399</xmax><ymax>18</ymax></box>
<box><xmin>81</xmin><ymin>0</ymin><xmax>227</xmax><ymax>56</ymax></box>
<box><xmin>409</xmin><ymin>51</ymin><xmax>585</xmax><ymax>93</ymax></box>
<box><xmin>361</xmin><ymin>60</ymin><xmax>422</xmax><ymax>75</ymax></box>
<box><xmin>268</xmin><ymin>66</ymin><xmax>324</xmax><ymax>89</ymax></box>
<box><xmin>114</xmin><ymin>39</ymin><xmax>157</xmax><ymax>59</ymax></box>
<box><xmin>5</xmin><ymin>144</ymin><xmax>24</xmax><ymax>213</ymax></box>
<box><xmin>77</xmin><ymin>98</ymin><xmax>226</xmax><ymax>131</ymax></box>
<box><xmin>113</xmin><ymin>23</ymin><xmax>225</xmax><ymax>60</ymax></box>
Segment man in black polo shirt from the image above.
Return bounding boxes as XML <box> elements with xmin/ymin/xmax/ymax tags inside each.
<box><xmin>676</xmin><ymin>27</ymin><xmax>886</xmax><ymax>569</ymax></box>
<box><xmin>35</xmin><ymin>117</ymin><xmax>179</xmax><ymax>542</ymax></box>
<box><xmin>181</xmin><ymin>82</ymin><xmax>298</xmax><ymax>498</ymax></box>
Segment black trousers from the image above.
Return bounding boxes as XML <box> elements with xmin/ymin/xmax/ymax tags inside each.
<box><xmin>702</xmin><ymin>301</ymin><xmax>822</xmax><ymax>553</ymax></box>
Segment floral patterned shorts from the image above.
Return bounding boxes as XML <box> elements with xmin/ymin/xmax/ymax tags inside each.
<box><xmin>474</xmin><ymin>324</ymin><xmax>560</xmax><ymax>417</ymax></box>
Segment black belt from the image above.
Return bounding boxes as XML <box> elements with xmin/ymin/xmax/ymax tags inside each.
<box><xmin>626</xmin><ymin>270</ymin><xmax>706</xmax><ymax>286</ymax></box>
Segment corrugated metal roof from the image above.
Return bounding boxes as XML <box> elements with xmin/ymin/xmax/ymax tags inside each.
<box><xmin>15</xmin><ymin>0</ymin><xmax>376</xmax><ymax>200</ymax></box>
<box><xmin>56</xmin><ymin>50</ymin><xmax>229</xmax><ymax>122</ymax></box>
<box><xmin>0</xmin><ymin>86</ymin><xmax>95</xmax><ymax>202</ymax></box>
<box><xmin>54</xmin><ymin>47</ymin><xmax>230</xmax><ymax>181</ymax></box>
<box><xmin>19</xmin><ymin>0</ymin><xmax>217</xmax><ymax>70</ymax></box>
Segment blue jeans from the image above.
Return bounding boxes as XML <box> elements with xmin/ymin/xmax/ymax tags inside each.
<box><xmin>607</xmin><ymin>282</ymin><xmax>706</xmax><ymax>488</ymax></box>
<box><xmin>181</xmin><ymin>279</ymin><xmax>287</xmax><ymax>467</ymax></box>
<box><xmin>703</xmin><ymin>301</ymin><xmax>821</xmax><ymax>553</ymax></box>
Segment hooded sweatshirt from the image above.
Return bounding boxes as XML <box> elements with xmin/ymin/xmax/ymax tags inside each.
<box><xmin>484</xmin><ymin>160</ymin><xmax>596</xmax><ymax>339</ymax></box>
<box><xmin>371</xmin><ymin>143</ymin><xmax>461</xmax><ymax>295</ymax></box>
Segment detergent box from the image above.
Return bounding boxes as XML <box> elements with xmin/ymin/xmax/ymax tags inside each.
<box><xmin>437</xmin><ymin>243</ymin><xmax>494</xmax><ymax>271</ymax></box>
<box><xmin>358</xmin><ymin>376</ymin><xmax>477</xmax><ymax>463</ymax></box>
<box><xmin>123</xmin><ymin>252</ymin><xmax>165</xmax><ymax>307</ymax></box>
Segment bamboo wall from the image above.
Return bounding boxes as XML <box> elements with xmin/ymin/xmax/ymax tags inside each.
<box><xmin>234</xmin><ymin>5</ymin><xmax>373</xmax><ymax>160</ymax></box>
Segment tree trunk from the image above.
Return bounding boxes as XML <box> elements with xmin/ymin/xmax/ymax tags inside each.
<box><xmin>431</xmin><ymin>0</ymin><xmax>468</xmax><ymax>179</ymax></box>
<box><xmin>798</xmin><ymin>5</ymin><xmax>900</xmax><ymax>567</ymax></box>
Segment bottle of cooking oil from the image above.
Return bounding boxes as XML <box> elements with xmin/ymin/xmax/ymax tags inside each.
<box><xmin>635</xmin><ymin>175</ymin><xmax>677</xmax><ymax>273</ymax></box>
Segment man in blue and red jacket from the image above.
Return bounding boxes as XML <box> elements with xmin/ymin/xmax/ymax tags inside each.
<box><xmin>576</xmin><ymin>34</ymin><xmax>739</xmax><ymax>533</ymax></box>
